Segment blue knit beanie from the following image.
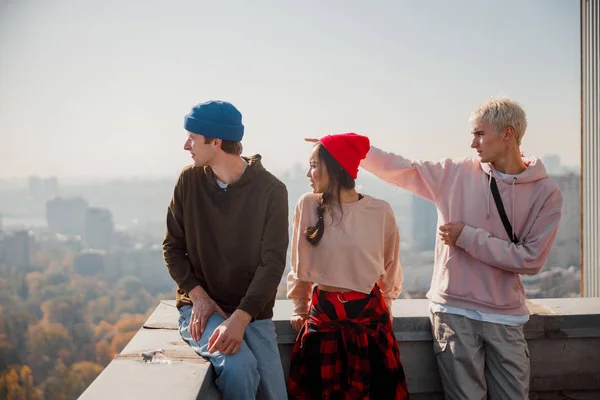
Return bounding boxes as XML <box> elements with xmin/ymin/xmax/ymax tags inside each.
<box><xmin>184</xmin><ymin>100</ymin><xmax>244</xmax><ymax>142</ymax></box>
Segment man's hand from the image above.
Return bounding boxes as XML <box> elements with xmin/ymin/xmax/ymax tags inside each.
<box><xmin>207</xmin><ymin>310</ymin><xmax>252</xmax><ymax>355</ymax></box>
<box><xmin>439</xmin><ymin>222</ymin><xmax>465</xmax><ymax>246</ymax></box>
<box><xmin>188</xmin><ymin>286</ymin><xmax>227</xmax><ymax>342</ymax></box>
<box><xmin>290</xmin><ymin>314</ymin><xmax>307</xmax><ymax>332</ymax></box>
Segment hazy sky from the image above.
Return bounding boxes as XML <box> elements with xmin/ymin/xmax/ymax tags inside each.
<box><xmin>0</xmin><ymin>0</ymin><xmax>580</xmax><ymax>179</ymax></box>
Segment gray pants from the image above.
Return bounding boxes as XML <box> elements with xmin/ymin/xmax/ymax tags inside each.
<box><xmin>429</xmin><ymin>311</ymin><xmax>530</xmax><ymax>400</ymax></box>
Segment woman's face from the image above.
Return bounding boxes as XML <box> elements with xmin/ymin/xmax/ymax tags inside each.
<box><xmin>306</xmin><ymin>145</ymin><xmax>330</xmax><ymax>194</ymax></box>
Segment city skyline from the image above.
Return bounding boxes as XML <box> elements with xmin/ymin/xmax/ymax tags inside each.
<box><xmin>0</xmin><ymin>0</ymin><xmax>581</xmax><ymax>179</ymax></box>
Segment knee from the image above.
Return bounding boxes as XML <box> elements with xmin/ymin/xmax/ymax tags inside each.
<box><xmin>221</xmin><ymin>351</ymin><xmax>259</xmax><ymax>380</ymax></box>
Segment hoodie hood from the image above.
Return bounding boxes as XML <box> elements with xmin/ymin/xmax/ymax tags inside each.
<box><xmin>479</xmin><ymin>155</ymin><xmax>549</xmax><ymax>184</ymax></box>
<box><xmin>479</xmin><ymin>155</ymin><xmax>550</xmax><ymax>237</ymax></box>
<box><xmin>205</xmin><ymin>154</ymin><xmax>265</xmax><ymax>189</ymax></box>
<box><xmin>203</xmin><ymin>155</ymin><xmax>266</xmax><ymax>210</ymax></box>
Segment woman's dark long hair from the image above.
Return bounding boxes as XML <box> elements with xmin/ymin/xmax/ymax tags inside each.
<box><xmin>304</xmin><ymin>143</ymin><xmax>355</xmax><ymax>245</ymax></box>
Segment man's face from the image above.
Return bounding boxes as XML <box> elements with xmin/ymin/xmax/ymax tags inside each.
<box><xmin>470</xmin><ymin>119</ymin><xmax>505</xmax><ymax>163</ymax></box>
<box><xmin>184</xmin><ymin>132</ymin><xmax>217</xmax><ymax>167</ymax></box>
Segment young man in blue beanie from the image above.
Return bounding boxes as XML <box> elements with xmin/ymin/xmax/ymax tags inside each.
<box><xmin>163</xmin><ymin>100</ymin><xmax>289</xmax><ymax>400</ymax></box>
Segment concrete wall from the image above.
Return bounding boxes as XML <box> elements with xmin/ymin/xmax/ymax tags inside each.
<box><xmin>79</xmin><ymin>298</ymin><xmax>600</xmax><ymax>399</ymax></box>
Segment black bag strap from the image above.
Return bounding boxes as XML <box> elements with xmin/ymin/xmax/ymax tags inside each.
<box><xmin>490</xmin><ymin>177</ymin><xmax>519</xmax><ymax>244</ymax></box>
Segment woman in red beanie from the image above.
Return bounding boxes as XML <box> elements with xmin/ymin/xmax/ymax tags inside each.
<box><xmin>287</xmin><ymin>133</ymin><xmax>409</xmax><ymax>399</ymax></box>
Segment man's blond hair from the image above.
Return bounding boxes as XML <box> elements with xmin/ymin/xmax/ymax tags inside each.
<box><xmin>469</xmin><ymin>97</ymin><xmax>527</xmax><ymax>145</ymax></box>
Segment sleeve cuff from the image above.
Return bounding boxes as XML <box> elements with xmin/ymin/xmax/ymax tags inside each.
<box><xmin>359</xmin><ymin>146</ymin><xmax>378</xmax><ymax>171</ymax></box>
<box><xmin>381</xmin><ymin>286</ymin><xmax>402</xmax><ymax>300</ymax></box>
<box><xmin>237</xmin><ymin>301</ymin><xmax>261</xmax><ymax>320</ymax></box>
<box><xmin>292</xmin><ymin>300</ymin><xmax>310</xmax><ymax>316</ymax></box>
<box><xmin>456</xmin><ymin>224</ymin><xmax>476</xmax><ymax>250</ymax></box>
<box><xmin>180</xmin><ymin>278</ymin><xmax>202</xmax><ymax>296</ymax></box>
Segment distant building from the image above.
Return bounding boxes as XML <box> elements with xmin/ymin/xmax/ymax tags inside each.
<box><xmin>28</xmin><ymin>177</ymin><xmax>44</xmax><ymax>198</ymax></box>
<box><xmin>2</xmin><ymin>230</ymin><xmax>36</xmax><ymax>267</ymax></box>
<box><xmin>112</xmin><ymin>230</ymin><xmax>134</xmax><ymax>250</ymax></box>
<box><xmin>104</xmin><ymin>246</ymin><xmax>172</xmax><ymax>293</ymax></box>
<box><xmin>411</xmin><ymin>195</ymin><xmax>437</xmax><ymax>251</ymax></box>
<box><xmin>84</xmin><ymin>208</ymin><xmax>114</xmax><ymax>251</ymax></box>
<box><xmin>544</xmin><ymin>173</ymin><xmax>581</xmax><ymax>271</ymax></box>
<box><xmin>552</xmin><ymin>173</ymin><xmax>580</xmax><ymax>246</ymax></box>
<box><xmin>0</xmin><ymin>231</ymin><xmax>5</xmax><ymax>262</ymax></box>
<box><xmin>29</xmin><ymin>176</ymin><xmax>59</xmax><ymax>200</ymax></box>
<box><xmin>35</xmin><ymin>231</ymin><xmax>83</xmax><ymax>254</ymax></box>
<box><xmin>73</xmin><ymin>249</ymin><xmax>106</xmax><ymax>276</ymax></box>
<box><xmin>46</xmin><ymin>197</ymin><xmax>89</xmax><ymax>236</ymax></box>
<box><xmin>542</xmin><ymin>154</ymin><xmax>562</xmax><ymax>175</ymax></box>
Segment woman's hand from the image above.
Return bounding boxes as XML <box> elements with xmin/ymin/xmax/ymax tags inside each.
<box><xmin>290</xmin><ymin>314</ymin><xmax>308</xmax><ymax>332</ymax></box>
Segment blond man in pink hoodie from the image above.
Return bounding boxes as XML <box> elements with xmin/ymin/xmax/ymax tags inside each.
<box><xmin>359</xmin><ymin>97</ymin><xmax>563</xmax><ymax>400</ymax></box>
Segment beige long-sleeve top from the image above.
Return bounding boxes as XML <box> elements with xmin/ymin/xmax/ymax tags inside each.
<box><xmin>287</xmin><ymin>192</ymin><xmax>403</xmax><ymax>316</ymax></box>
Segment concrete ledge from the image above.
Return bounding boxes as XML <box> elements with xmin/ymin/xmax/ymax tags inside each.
<box><xmin>80</xmin><ymin>298</ymin><xmax>600</xmax><ymax>399</ymax></box>
<box><xmin>80</xmin><ymin>302</ymin><xmax>220</xmax><ymax>400</ymax></box>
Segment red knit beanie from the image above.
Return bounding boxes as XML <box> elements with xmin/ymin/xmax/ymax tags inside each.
<box><xmin>320</xmin><ymin>133</ymin><xmax>371</xmax><ymax>179</ymax></box>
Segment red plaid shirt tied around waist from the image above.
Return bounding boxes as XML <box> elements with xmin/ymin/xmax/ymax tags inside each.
<box><xmin>288</xmin><ymin>285</ymin><xmax>409</xmax><ymax>400</ymax></box>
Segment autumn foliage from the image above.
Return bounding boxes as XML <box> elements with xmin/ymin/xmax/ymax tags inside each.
<box><xmin>0</xmin><ymin>253</ymin><xmax>171</xmax><ymax>399</ymax></box>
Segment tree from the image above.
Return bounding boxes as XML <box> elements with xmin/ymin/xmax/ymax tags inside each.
<box><xmin>0</xmin><ymin>366</ymin><xmax>41</xmax><ymax>400</ymax></box>
<box><xmin>24</xmin><ymin>272</ymin><xmax>43</xmax><ymax>300</ymax></box>
<box><xmin>1</xmin><ymin>311</ymin><xmax>34</xmax><ymax>364</ymax></box>
<box><xmin>70</xmin><ymin>275</ymin><xmax>107</xmax><ymax>302</ymax></box>
<box><xmin>19</xmin><ymin>274</ymin><xmax>29</xmax><ymax>301</ymax></box>
<box><xmin>41</xmin><ymin>270</ymin><xmax>69</xmax><ymax>287</ymax></box>
<box><xmin>88</xmin><ymin>296</ymin><xmax>114</xmax><ymax>324</ymax></box>
<box><xmin>93</xmin><ymin>320</ymin><xmax>115</xmax><ymax>342</ymax></box>
<box><xmin>115</xmin><ymin>313</ymin><xmax>146</xmax><ymax>334</ymax></box>
<box><xmin>117</xmin><ymin>275</ymin><xmax>144</xmax><ymax>294</ymax></box>
<box><xmin>68</xmin><ymin>361</ymin><xmax>103</xmax><ymax>398</ymax></box>
<box><xmin>0</xmin><ymin>342</ymin><xmax>17</xmax><ymax>372</ymax></box>
<box><xmin>110</xmin><ymin>331</ymin><xmax>136</xmax><ymax>355</ymax></box>
<box><xmin>26</xmin><ymin>323</ymin><xmax>73</xmax><ymax>383</ymax></box>
<box><xmin>1</xmin><ymin>369</ymin><xmax>23</xmax><ymax>400</ymax></box>
<box><xmin>95</xmin><ymin>340</ymin><xmax>114</xmax><ymax>366</ymax></box>
<box><xmin>43</xmin><ymin>360</ymin><xmax>70</xmax><ymax>400</ymax></box>
<box><xmin>18</xmin><ymin>366</ymin><xmax>39</xmax><ymax>400</ymax></box>
<box><xmin>41</xmin><ymin>295</ymin><xmax>95</xmax><ymax>360</ymax></box>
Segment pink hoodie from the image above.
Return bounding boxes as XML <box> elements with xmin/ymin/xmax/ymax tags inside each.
<box><xmin>361</xmin><ymin>146</ymin><xmax>563</xmax><ymax>315</ymax></box>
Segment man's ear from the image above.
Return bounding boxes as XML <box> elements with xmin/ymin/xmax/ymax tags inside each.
<box><xmin>213</xmin><ymin>138</ymin><xmax>222</xmax><ymax>148</ymax></box>
<box><xmin>503</xmin><ymin>126</ymin><xmax>515</xmax><ymax>142</ymax></box>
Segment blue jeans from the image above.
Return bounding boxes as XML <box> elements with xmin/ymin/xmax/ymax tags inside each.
<box><xmin>178</xmin><ymin>306</ymin><xmax>287</xmax><ymax>400</ymax></box>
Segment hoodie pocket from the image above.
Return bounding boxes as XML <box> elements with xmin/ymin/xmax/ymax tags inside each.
<box><xmin>441</xmin><ymin>250</ymin><xmax>523</xmax><ymax>309</ymax></box>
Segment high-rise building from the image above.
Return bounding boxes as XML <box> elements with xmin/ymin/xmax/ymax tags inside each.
<box><xmin>28</xmin><ymin>176</ymin><xmax>44</xmax><ymax>199</ymax></box>
<box><xmin>0</xmin><ymin>231</ymin><xmax>5</xmax><ymax>262</ymax></box>
<box><xmin>84</xmin><ymin>207</ymin><xmax>114</xmax><ymax>251</ymax></box>
<box><xmin>552</xmin><ymin>173</ymin><xmax>581</xmax><ymax>246</ymax></box>
<box><xmin>544</xmin><ymin>173</ymin><xmax>581</xmax><ymax>272</ymax></box>
<box><xmin>542</xmin><ymin>154</ymin><xmax>562</xmax><ymax>175</ymax></box>
<box><xmin>3</xmin><ymin>230</ymin><xmax>36</xmax><ymax>267</ymax></box>
<box><xmin>411</xmin><ymin>195</ymin><xmax>437</xmax><ymax>251</ymax></box>
<box><xmin>46</xmin><ymin>197</ymin><xmax>89</xmax><ymax>235</ymax></box>
<box><xmin>73</xmin><ymin>249</ymin><xmax>106</xmax><ymax>276</ymax></box>
<box><xmin>45</xmin><ymin>177</ymin><xmax>59</xmax><ymax>199</ymax></box>
<box><xmin>29</xmin><ymin>176</ymin><xmax>59</xmax><ymax>200</ymax></box>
